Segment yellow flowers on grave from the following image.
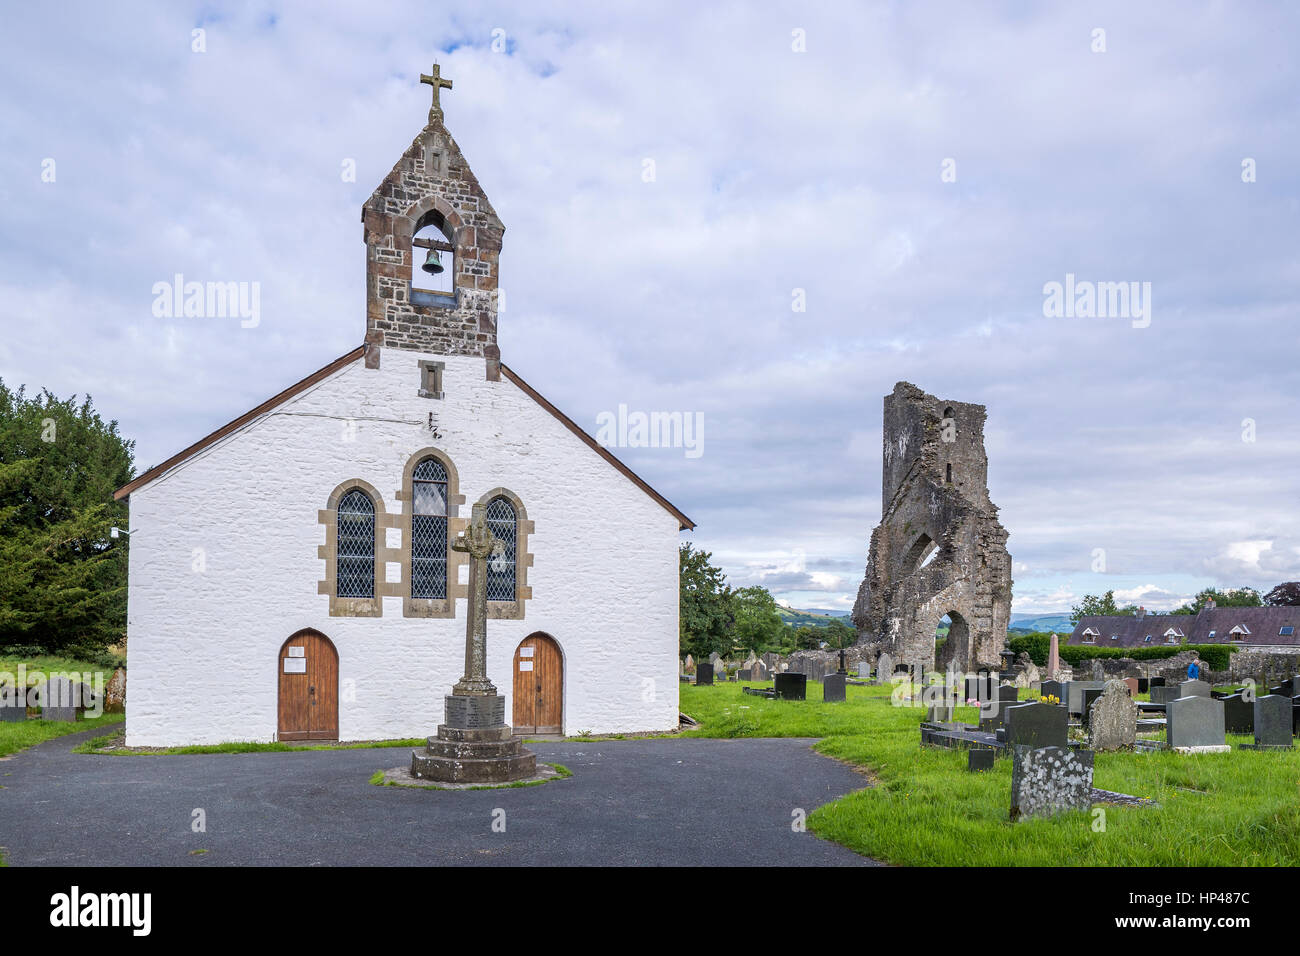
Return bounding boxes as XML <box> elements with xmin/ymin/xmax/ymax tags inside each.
<box><xmin>1038</xmin><ymin>694</ymin><xmax>1060</xmax><ymax>705</ymax></box>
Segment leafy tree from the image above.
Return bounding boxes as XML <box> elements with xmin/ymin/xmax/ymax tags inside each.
<box><xmin>821</xmin><ymin>617</ymin><xmax>856</xmax><ymax>650</ymax></box>
<box><xmin>792</xmin><ymin>624</ymin><xmax>825</xmax><ymax>651</ymax></box>
<box><xmin>1265</xmin><ymin>582</ymin><xmax>1300</xmax><ymax>607</ymax></box>
<box><xmin>730</xmin><ymin>585</ymin><xmax>786</xmax><ymax>656</ymax></box>
<box><xmin>679</xmin><ymin>543</ymin><xmax>733</xmax><ymax>660</ymax></box>
<box><xmin>1173</xmin><ymin>587</ymin><xmax>1263</xmax><ymax>615</ymax></box>
<box><xmin>0</xmin><ymin>381</ymin><xmax>134</xmax><ymax>653</ymax></box>
<box><xmin>1069</xmin><ymin>591</ymin><xmax>1138</xmax><ymax>623</ymax></box>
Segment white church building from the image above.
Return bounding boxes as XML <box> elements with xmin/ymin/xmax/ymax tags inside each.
<box><xmin>115</xmin><ymin>71</ymin><xmax>692</xmax><ymax>747</ymax></box>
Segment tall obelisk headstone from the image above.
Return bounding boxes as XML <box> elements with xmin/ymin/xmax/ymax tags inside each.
<box><xmin>1047</xmin><ymin>632</ymin><xmax>1061</xmax><ymax>680</ymax></box>
<box><xmin>411</xmin><ymin>503</ymin><xmax>537</xmax><ymax>783</ymax></box>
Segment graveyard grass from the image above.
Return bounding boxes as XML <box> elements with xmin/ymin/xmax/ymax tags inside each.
<box><xmin>679</xmin><ymin>682</ymin><xmax>1300</xmax><ymax>866</ymax></box>
<box><xmin>0</xmin><ymin>714</ymin><xmax>125</xmax><ymax>758</ymax></box>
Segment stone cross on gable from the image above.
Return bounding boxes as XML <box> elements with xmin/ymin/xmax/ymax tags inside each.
<box><xmin>420</xmin><ymin>63</ymin><xmax>454</xmax><ymax>124</ymax></box>
<box><xmin>451</xmin><ymin>502</ymin><xmax>504</xmax><ymax>696</ymax></box>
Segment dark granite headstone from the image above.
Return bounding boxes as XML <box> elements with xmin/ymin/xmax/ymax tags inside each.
<box><xmin>1082</xmin><ymin>688</ymin><xmax>1105</xmax><ymax>728</ymax></box>
<box><xmin>1003</xmin><ymin>701</ymin><xmax>1069</xmax><ymax>750</ymax></box>
<box><xmin>823</xmin><ymin>673</ymin><xmax>846</xmax><ymax>703</ymax></box>
<box><xmin>695</xmin><ymin>662</ymin><xmax>714</xmax><ymax>686</ymax></box>
<box><xmin>1221</xmin><ymin>693</ymin><xmax>1254</xmax><ymax>735</ymax></box>
<box><xmin>1248</xmin><ymin>695</ymin><xmax>1293</xmax><ymax>749</ymax></box>
<box><xmin>1137</xmin><ymin>678</ymin><xmax>1149</xmax><ymax>694</ymax></box>
<box><xmin>1166</xmin><ymin>695</ymin><xmax>1227</xmax><ymax>750</ymax></box>
<box><xmin>998</xmin><ymin>685</ymin><xmax>1019</xmax><ymax>704</ymax></box>
<box><xmin>1149</xmin><ymin>677</ymin><xmax>1165</xmax><ymax>687</ymax></box>
<box><xmin>737</xmin><ymin>669</ymin><xmax>752</xmax><ymax>681</ymax></box>
<box><xmin>968</xmin><ymin>749</ymin><xmax>994</xmax><ymax>772</ymax></box>
<box><xmin>1150</xmin><ymin>685</ymin><xmax>1176</xmax><ymax>705</ymax></box>
<box><xmin>774</xmin><ymin>673</ymin><xmax>806</xmax><ymax>701</ymax></box>
<box><xmin>1040</xmin><ymin>679</ymin><xmax>1065</xmax><ymax>703</ymax></box>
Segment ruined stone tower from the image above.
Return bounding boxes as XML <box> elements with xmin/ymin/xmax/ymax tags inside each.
<box><xmin>361</xmin><ymin>64</ymin><xmax>504</xmax><ymax>376</ymax></box>
<box><xmin>851</xmin><ymin>382</ymin><xmax>1012</xmax><ymax>673</ymax></box>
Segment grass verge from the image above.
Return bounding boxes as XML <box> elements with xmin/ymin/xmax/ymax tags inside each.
<box><xmin>680</xmin><ymin>681</ymin><xmax>1300</xmax><ymax>865</ymax></box>
<box><xmin>0</xmin><ymin>715</ymin><xmax>126</xmax><ymax>759</ymax></box>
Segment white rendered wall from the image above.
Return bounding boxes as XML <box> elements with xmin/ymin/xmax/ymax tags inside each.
<box><xmin>124</xmin><ymin>349</ymin><xmax>682</xmax><ymax>746</ymax></box>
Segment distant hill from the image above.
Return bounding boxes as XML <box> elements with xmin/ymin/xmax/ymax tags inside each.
<box><xmin>777</xmin><ymin>607</ymin><xmax>851</xmax><ymax>627</ymax></box>
<box><xmin>1009</xmin><ymin>613</ymin><xmax>1074</xmax><ymax>634</ymax></box>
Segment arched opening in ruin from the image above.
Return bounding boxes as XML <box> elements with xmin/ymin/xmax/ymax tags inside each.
<box><xmin>903</xmin><ymin>533</ymin><xmax>938</xmax><ymax>574</ymax></box>
<box><xmin>935</xmin><ymin>610</ymin><xmax>970</xmax><ymax>671</ymax></box>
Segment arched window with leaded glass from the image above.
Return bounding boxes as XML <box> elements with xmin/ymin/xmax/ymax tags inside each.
<box><xmin>410</xmin><ymin>457</ymin><xmax>449</xmax><ymax>600</ymax></box>
<box><xmin>336</xmin><ymin>489</ymin><xmax>376</xmax><ymax>599</ymax></box>
<box><xmin>485</xmin><ymin>495</ymin><xmax>518</xmax><ymax>603</ymax></box>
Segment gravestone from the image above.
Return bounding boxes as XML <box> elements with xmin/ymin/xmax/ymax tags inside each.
<box><xmin>966</xmin><ymin>673</ymin><xmax>995</xmax><ymax>703</ymax></box>
<box><xmin>39</xmin><ymin>677</ymin><xmax>79</xmax><ymax>722</ymax></box>
<box><xmin>1010</xmin><ymin>746</ymin><xmax>1095</xmax><ymax>821</ymax></box>
<box><xmin>1149</xmin><ymin>677</ymin><xmax>1165</xmax><ymax>687</ymax></box>
<box><xmin>1065</xmin><ymin>681</ymin><xmax>1106</xmax><ymax>716</ymax></box>
<box><xmin>695</xmin><ymin>662</ymin><xmax>714</xmax><ymax>686</ymax></box>
<box><xmin>1088</xmin><ymin>680</ymin><xmax>1138</xmax><ymax>751</ymax></box>
<box><xmin>1081</xmin><ymin>688</ymin><xmax>1105</xmax><ymax>728</ymax></box>
<box><xmin>927</xmin><ymin>702</ymin><xmax>954</xmax><ymax>723</ymax></box>
<box><xmin>1150</xmin><ymin>685</ymin><xmax>1176</xmax><ymax>705</ymax></box>
<box><xmin>1122</xmin><ymin>678</ymin><xmax>1139</xmax><ymax>697</ymax></box>
<box><xmin>752</xmin><ymin>660</ymin><xmax>768</xmax><ymax>681</ymax></box>
<box><xmin>1040</xmin><ymin>679</ymin><xmax>1065</xmax><ymax>704</ymax></box>
<box><xmin>0</xmin><ymin>682</ymin><xmax>25</xmax><ymax>722</ymax></box>
<box><xmin>1003</xmin><ymin>701</ymin><xmax>1068</xmax><ymax>750</ymax></box>
<box><xmin>737</xmin><ymin>669</ymin><xmax>752</xmax><ymax>681</ymax></box>
<box><xmin>823</xmin><ymin>673</ymin><xmax>847</xmax><ymax>703</ymax></box>
<box><xmin>774</xmin><ymin>673</ymin><xmax>806</xmax><ymax>701</ymax></box>
<box><xmin>1220</xmin><ymin>694</ymin><xmax>1254</xmax><ymax>735</ymax></box>
<box><xmin>1137</xmin><ymin>678</ymin><xmax>1149</xmax><ymax>694</ymax></box>
<box><xmin>684</xmin><ymin>654</ymin><xmax>694</xmax><ymax>673</ymax></box>
<box><xmin>1178</xmin><ymin>680</ymin><xmax>1211</xmax><ymax>699</ymax></box>
<box><xmin>968</xmin><ymin>749</ymin><xmax>994</xmax><ymax>772</ymax></box>
<box><xmin>1244</xmin><ymin>695</ymin><xmax>1293</xmax><ymax>750</ymax></box>
<box><xmin>1166</xmin><ymin>695</ymin><xmax>1228</xmax><ymax>752</ymax></box>
<box><xmin>875</xmin><ymin>653</ymin><xmax>893</xmax><ymax>684</ymax></box>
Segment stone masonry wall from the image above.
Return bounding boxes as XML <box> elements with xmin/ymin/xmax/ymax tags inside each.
<box><xmin>362</xmin><ymin>115</ymin><xmax>504</xmax><ymax>365</ymax></box>
<box><xmin>852</xmin><ymin>382</ymin><xmax>1012</xmax><ymax>672</ymax></box>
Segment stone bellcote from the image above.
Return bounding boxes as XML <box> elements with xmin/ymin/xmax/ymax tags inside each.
<box><xmin>362</xmin><ymin>69</ymin><xmax>505</xmax><ymax>378</ymax></box>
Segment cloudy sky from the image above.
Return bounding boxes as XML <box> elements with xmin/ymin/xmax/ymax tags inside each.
<box><xmin>3</xmin><ymin>1</ymin><xmax>1298</xmax><ymax>617</ymax></box>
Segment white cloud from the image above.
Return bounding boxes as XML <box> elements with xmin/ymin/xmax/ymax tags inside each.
<box><xmin>3</xmin><ymin>2</ymin><xmax>1299</xmax><ymax>618</ymax></box>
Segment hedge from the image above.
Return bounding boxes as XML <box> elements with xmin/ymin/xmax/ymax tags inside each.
<box><xmin>1006</xmin><ymin>633</ymin><xmax>1236</xmax><ymax>671</ymax></box>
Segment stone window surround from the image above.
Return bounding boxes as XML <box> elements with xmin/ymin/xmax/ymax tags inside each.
<box><xmin>397</xmin><ymin>447</ymin><xmax>468</xmax><ymax>619</ymax></box>
<box><xmin>477</xmin><ymin>487</ymin><xmax>534</xmax><ymax>621</ymax></box>
<box><xmin>317</xmin><ymin>478</ymin><xmax>402</xmax><ymax>617</ymax></box>
<box><xmin>418</xmin><ymin>360</ymin><xmax>445</xmax><ymax>400</ymax></box>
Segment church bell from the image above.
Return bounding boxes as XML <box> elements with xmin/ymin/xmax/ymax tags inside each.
<box><xmin>421</xmin><ymin>249</ymin><xmax>444</xmax><ymax>275</ymax></box>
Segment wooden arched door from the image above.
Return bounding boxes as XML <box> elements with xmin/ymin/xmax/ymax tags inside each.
<box><xmin>513</xmin><ymin>633</ymin><xmax>562</xmax><ymax>735</ymax></box>
<box><xmin>278</xmin><ymin>630</ymin><xmax>339</xmax><ymax>741</ymax></box>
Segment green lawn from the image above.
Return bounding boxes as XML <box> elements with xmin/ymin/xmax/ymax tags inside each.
<box><xmin>0</xmin><ymin>653</ymin><xmax>124</xmax><ymax>684</ymax></box>
<box><xmin>679</xmin><ymin>681</ymin><xmax>1300</xmax><ymax>866</ymax></box>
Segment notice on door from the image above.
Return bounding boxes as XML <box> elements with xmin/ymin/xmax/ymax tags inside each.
<box><xmin>520</xmin><ymin>647</ymin><xmax>534</xmax><ymax>657</ymax></box>
<box><xmin>283</xmin><ymin>658</ymin><xmax>307</xmax><ymax>673</ymax></box>
<box><xmin>518</xmin><ymin>661</ymin><xmax>533</xmax><ymax>671</ymax></box>
<box><xmin>288</xmin><ymin>646</ymin><xmax>305</xmax><ymax>657</ymax></box>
